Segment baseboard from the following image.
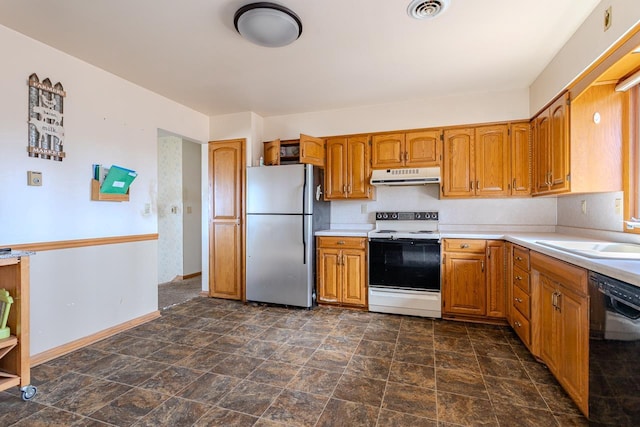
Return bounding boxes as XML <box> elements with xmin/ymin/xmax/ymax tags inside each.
<box><xmin>30</xmin><ymin>310</ymin><xmax>161</xmax><ymax>366</ymax></box>
<box><xmin>172</xmin><ymin>272</ymin><xmax>202</xmax><ymax>281</ymax></box>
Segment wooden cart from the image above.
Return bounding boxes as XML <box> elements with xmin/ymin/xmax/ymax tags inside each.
<box><xmin>0</xmin><ymin>253</ymin><xmax>36</xmax><ymax>401</ymax></box>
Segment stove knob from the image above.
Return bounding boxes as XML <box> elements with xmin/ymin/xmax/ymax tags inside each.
<box><xmin>382</xmin><ymin>213</ymin><xmax>388</xmax><ymax>219</ymax></box>
<box><xmin>376</xmin><ymin>213</ymin><xmax>382</xmax><ymax>220</ymax></box>
<box><xmin>391</xmin><ymin>213</ymin><xmax>398</xmax><ymax>219</ymax></box>
<box><xmin>415</xmin><ymin>212</ymin><xmax>422</xmax><ymax>219</ymax></box>
<box><xmin>433</xmin><ymin>212</ymin><xmax>438</xmax><ymax>220</ymax></box>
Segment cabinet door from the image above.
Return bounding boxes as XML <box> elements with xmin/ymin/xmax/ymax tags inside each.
<box><xmin>346</xmin><ymin>136</ymin><xmax>372</xmax><ymax>199</ymax></box>
<box><xmin>533</xmin><ymin>114</ymin><xmax>550</xmax><ymax>194</ymax></box>
<box><xmin>325</xmin><ymin>138</ymin><xmax>347</xmax><ymax>200</ymax></box>
<box><xmin>341</xmin><ymin>249</ymin><xmax>367</xmax><ymax>307</ymax></box>
<box><xmin>511</xmin><ymin>123</ymin><xmax>531</xmax><ymax>196</ymax></box>
<box><xmin>317</xmin><ymin>248</ymin><xmax>340</xmax><ymax>303</ymax></box>
<box><xmin>371</xmin><ymin>134</ymin><xmax>404</xmax><ymax>169</ymax></box>
<box><xmin>263</xmin><ymin>139</ymin><xmax>281</xmax><ymax>166</ymax></box>
<box><xmin>549</xmin><ymin>94</ymin><xmax>570</xmax><ymax>193</ymax></box>
<box><xmin>557</xmin><ymin>288</ymin><xmax>589</xmax><ymax>415</ymax></box>
<box><xmin>486</xmin><ymin>240</ymin><xmax>506</xmax><ymax>318</ymax></box>
<box><xmin>443</xmin><ymin>128</ymin><xmax>475</xmax><ymax>197</ymax></box>
<box><xmin>539</xmin><ymin>275</ymin><xmax>559</xmax><ymax>373</ymax></box>
<box><xmin>475</xmin><ymin>125</ymin><xmax>510</xmax><ymax>197</ymax></box>
<box><xmin>299</xmin><ymin>134</ymin><xmax>325</xmax><ymax>167</ymax></box>
<box><xmin>208</xmin><ymin>140</ymin><xmax>244</xmax><ymax>300</ymax></box>
<box><xmin>406</xmin><ymin>130</ymin><xmax>441</xmax><ymax>167</ymax></box>
<box><xmin>444</xmin><ymin>252</ymin><xmax>486</xmax><ymax>316</ymax></box>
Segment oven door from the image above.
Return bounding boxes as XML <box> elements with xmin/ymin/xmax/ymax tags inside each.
<box><xmin>369</xmin><ymin>238</ymin><xmax>440</xmax><ymax>291</ymax></box>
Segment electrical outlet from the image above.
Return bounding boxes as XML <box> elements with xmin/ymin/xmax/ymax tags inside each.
<box><xmin>27</xmin><ymin>171</ymin><xmax>42</xmax><ymax>186</ymax></box>
<box><xmin>186</xmin><ymin>206</ymin><xmax>192</xmax><ymax>214</ymax></box>
<box><xmin>604</xmin><ymin>6</ymin><xmax>612</xmax><ymax>31</ymax></box>
<box><xmin>615</xmin><ymin>198</ymin><xmax>622</xmax><ymax>215</ymax></box>
<box><xmin>144</xmin><ymin>203</ymin><xmax>151</xmax><ymax>215</ymax></box>
<box><xmin>581</xmin><ymin>200</ymin><xmax>587</xmax><ymax>215</ymax></box>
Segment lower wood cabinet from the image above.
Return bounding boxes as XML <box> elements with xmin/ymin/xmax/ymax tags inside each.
<box><xmin>531</xmin><ymin>251</ymin><xmax>589</xmax><ymax>416</ymax></box>
<box><xmin>508</xmin><ymin>244</ymin><xmax>533</xmax><ymax>349</ymax></box>
<box><xmin>316</xmin><ymin>236</ymin><xmax>367</xmax><ymax>308</ymax></box>
<box><xmin>442</xmin><ymin>239</ymin><xmax>505</xmax><ymax>322</ymax></box>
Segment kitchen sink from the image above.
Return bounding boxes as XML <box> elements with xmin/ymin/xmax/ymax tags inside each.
<box><xmin>536</xmin><ymin>240</ymin><xmax>640</xmax><ymax>260</ymax></box>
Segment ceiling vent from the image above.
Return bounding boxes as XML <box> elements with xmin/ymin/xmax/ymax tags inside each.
<box><xmin>407</xmin><ymin>0</ymin><xmax>450</xmax><ymax>20</ymax></box>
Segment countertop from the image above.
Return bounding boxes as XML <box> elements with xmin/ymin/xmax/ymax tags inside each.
<box><xmin>0</xmin><ymin>250</ymin><xmax>35</xmax><ymax>260</ymax></box>
<box><xmin>315</xmin><ymin>229</ymin><xmax>640</xmax><ymax>287</ymax></box>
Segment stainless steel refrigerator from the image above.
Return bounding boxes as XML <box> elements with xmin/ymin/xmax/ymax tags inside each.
<box><xmin>246</xmin><ymin>163</ymin><xmax>330</xmax><ymax>308</ymax></box>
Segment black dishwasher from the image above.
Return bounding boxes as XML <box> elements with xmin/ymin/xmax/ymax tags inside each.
<box><xmin>588</xmin><ymin>271</ymin><xmax>640</xmax><ymax>426</ymax></box>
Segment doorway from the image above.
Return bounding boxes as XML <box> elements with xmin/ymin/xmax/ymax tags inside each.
<box><xmin>157</xmin><ymin>131</ymin><xmax>202</xmax><ymax>308</ymax></box>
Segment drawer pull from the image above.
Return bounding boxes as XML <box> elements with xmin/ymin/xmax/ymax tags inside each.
<box><xmin>515</xmin><ymin>256</ymin><xmax>523</xmax><ymax>261</ymax></box>
<box><xmin>514</xmin><ymin>321</ymin><xmax>522</xmax><ymax>328</ymax></box>
<box><xmin>460</xmin><ymin>243</ymin><xmax>469</xmax><ymax>248</ymax></box>
<box><xmin>337</xmin><ymin>241</ymin><xmax>345</xmax><ymax>245</ymax></box>
<box><xmin>514</xmin><ymin>297</ymin><xmax>523</xmax><ymax>303</ymax></box>
<box><xmin>515</xmin><ymin>275</ymin><xmax>522</xmax><ymax>281</ymax></box>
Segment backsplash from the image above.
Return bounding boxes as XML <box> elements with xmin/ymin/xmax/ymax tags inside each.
<box><xmin>557</xmin><ymin>191</ymin><xmax>623</xmax><ymax>232</ymax></box>
<box><xmin>330</xmin><ymin>186</ymin><xmax>557</xmax><ymax>231</ymax></box>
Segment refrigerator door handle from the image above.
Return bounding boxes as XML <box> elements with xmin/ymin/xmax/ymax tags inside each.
<box><xmin>302</xmin><ymin>165</ymin><xmax>308</xmax><ymax>265</ymax></box>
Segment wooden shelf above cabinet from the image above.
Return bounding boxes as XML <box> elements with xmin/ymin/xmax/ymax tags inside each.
<box><xmin>91</xmin><ymin>179</ymin><xmax>129</xmax><ymax>202</ymax></box>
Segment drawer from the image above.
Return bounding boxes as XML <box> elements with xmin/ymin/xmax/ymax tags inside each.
<box><xmin>513</xmin><ymin>245</ymin><xmax>530</xmax><ymax>271</ymax></box>
<box><xmin>317</xmin><ymin>236</ymin><xmax>366</xmax><ymax>249</ymax></box>
<box><xmin>511</xmin><ymin>307</ymin><xmax>531</xmax><ymax>347</ymax></box>
<box><xmin>512</xmin><ymin>266</ymin><xmax>530</xmax><ymax>293</ymax></box>
<box><xmin>443</xmin><ymin>239</ymin><xmax>486</xmax><ymax>253</ymax></box>
<box><xmin>512</xmin><ymin>285</ymin><xmax>530</xmax><ymax>319</ymax></box>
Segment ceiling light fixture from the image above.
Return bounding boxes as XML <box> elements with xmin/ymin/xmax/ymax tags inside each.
<box><xmin>234</xmin><ymin>2</ymin><xmax>302</xmax><ymax>48</ymax></box>
<box><xmin>408</xmin><ymin>0</ymin><xmax>451</xmax><ymax>20</ymax></box>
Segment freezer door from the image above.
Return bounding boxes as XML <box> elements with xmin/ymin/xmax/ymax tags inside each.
<box><xmin>246</xmin><ymin>214</ymin><xmax>314</xmax><ymax>308</ymax></box>
<box><xmin>247</xmin><ymin>164</ymin><xmax>309</xmax><ymax>214</ymax></box>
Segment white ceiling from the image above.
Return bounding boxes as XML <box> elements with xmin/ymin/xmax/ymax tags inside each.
<box><xmin>0</xmin><ymin>0</ymin><xmax>601</xmax><ymax>117</ymax></box>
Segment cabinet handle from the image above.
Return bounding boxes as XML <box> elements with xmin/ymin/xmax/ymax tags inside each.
<box><xmin>476</xmin><ymin>180</ymin><xmax>479</xmax><ymax>190</ymax></box>
<box><xmin>460</xmin><ymin>243</ymin><xmax>469</xmax><ymax>248</ymax></box>
<box><xmin>512</xmin><ymin>178</ymin><xmax>516</xmax><ymax>189</ymax></box>
<box><xmin>515</xmin><ymin>297</ymin><xmax>523</xmax><ymax>303</ymax></box>
<box><xmin>481</xmin><ymin>261</ymin><xmax>484</xmax><ymax>272</ymax></box>
<box><xmin>515</xmin><ymin>256</ymin><xmax>523</xmax><ymax>261</ymax></box>
<box><xmin>514</xmin><ymin>321</ymin><xmax>522</xmax><ymax>328</ymax></box>
<box><xmin>347</xmin><ymin>184</ymin><xmax>352</xmax><ymax>193</ymax></box>
<box><xmin>470</xmin><ymin>181</ymin><xmax>474</xmax><ymax>190</ymax></box>
<box><xmin>404</xmin><ymin>151</ymin><xmax>408</xmax><ymax>162</ymax></box>
<box><xmin>515</xmin><ymin>275</ymin><xmax>522</xmax><ymax>281</ymax></box>
<box><xmin>337</xmin><ymin>241</ymin><xmax>345</xmax><ymax>245</ymax></box>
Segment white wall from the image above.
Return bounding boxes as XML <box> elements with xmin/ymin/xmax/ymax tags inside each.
<box><xmin>0</xmin><ymin>24</ymin><xmax>208</xmax><ymax>356</ymax></box>
<box><xmin>264</xmin><ymin>88</ymin><xmax>530</xmax><ymax>140</ymax></box>
<box><xmin>530</xmin><ymin>0</ymin><xmax>640</xmax><ymax>113</ymax></box>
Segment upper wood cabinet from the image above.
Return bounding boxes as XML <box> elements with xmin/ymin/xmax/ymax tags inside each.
<box><xmin>442</xmin><ymin>128</ymin><xmax>475</xmax><ymax>197</ymax></box>
<box><xmin>371</xmin><ymin>130</ymin><xmax>441</xmax><ymax>169</ymax></box>
<box><xmin>263</xmin><ymin>134</ymin><xmax>324</xmax><ymax>167</ymax></box>
<box><xmin>532</xmin><ymin>93</ymin><xmax>570</xmax><ymax>195</ymax></box>
<box><xmin>510</xmin><ymin>122</ymin><xmax>532</xmax><ymax>196</ymax></box>
<box><xmin>442</xmin><ymin>125</ymin><xmax>511</xmax><ymax>198</ymax></box>
<box><xmin>325</xmin><ymin>136</ymin><xmax>373</xmax><ymax>200</ymax></box>
<box><xmin>475</xmin><ymin>125</ymin><xmax>511</xmax><ymax>197</ymax></box>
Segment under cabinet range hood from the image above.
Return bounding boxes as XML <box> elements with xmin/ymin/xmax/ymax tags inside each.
<box><xmin>370</xmin><ymin>167</ymin><xmax>441</xmax><ymax>186</ymax></box>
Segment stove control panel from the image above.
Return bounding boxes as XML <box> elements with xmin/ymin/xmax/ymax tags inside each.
<box><xmin>375</xmin><ymin>211</ymin><xmax>439</xmax><ymax>221</ymax></box>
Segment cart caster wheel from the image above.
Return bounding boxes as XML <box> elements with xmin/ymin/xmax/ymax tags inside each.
<box><xmin>21</xmin><ymin>385</ymin><xmax>37</xmax><ymax>401</ymax></box>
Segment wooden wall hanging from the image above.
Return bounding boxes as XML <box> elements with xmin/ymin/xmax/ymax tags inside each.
<box><xmin>27</xmin><ymin>73</ymin><xmax>66</xmax><ymax>161</ymax></box>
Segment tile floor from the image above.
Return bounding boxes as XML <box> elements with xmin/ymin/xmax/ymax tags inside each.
<box><xmin>0</xmin><ymin>297</ymin><xmax>588</xmax><ymax>426</ymax></box>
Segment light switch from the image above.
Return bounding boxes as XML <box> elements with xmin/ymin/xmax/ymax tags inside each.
<box><xmin>27</xmin><ymin>171</ymin><xmax>42</xmax><ymax>186</ymax></box>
